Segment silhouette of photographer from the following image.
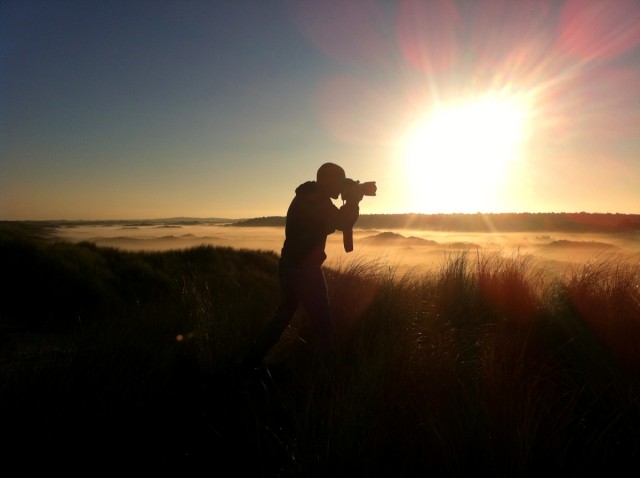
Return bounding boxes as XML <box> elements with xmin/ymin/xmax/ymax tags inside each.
<box><xmin>241</xmin><ymin>163</ymin><xmax>373</xmax><ymax>374</ymax></box>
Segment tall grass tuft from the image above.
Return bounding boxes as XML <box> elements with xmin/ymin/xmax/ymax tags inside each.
<box><xmin>563</xmin><ymin>254</ymin><xmax>640</xmax><ymax>374</ymax></box>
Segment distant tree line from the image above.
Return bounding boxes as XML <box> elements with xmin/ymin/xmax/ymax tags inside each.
<box><xmin>232</xmin><ymin>212</ymin><xmax>640</xmax><ymax>233</ymax></box>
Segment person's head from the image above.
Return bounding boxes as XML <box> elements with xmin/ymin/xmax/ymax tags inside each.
<box><xmin>317</xmin><ymin>162</ymin><xmax>346</xmax><ymax>199</ymax></box>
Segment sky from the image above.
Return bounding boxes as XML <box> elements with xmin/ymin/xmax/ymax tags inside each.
<box><xmin>2</xmin><ymin>0</ymin><xmax>640</xmax><ymax>220</ymax></box>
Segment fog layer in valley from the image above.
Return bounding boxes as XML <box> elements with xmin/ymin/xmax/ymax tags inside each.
<box><xmin>52</xmin><ymin>222</ymin><xmax>640</xmax><ymax>277</ymax></box>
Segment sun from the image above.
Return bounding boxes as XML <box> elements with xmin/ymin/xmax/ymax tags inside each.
<box><xmin>402</xmin><ymin>93</ymin><xmax>531</xmax><ymax>213</ymax></box>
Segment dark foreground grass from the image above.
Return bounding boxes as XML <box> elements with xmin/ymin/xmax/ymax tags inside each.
<box><xmin>1</xmin><ymin>222</ymin><xmax>640</xmax><ymax>476</ymax></box>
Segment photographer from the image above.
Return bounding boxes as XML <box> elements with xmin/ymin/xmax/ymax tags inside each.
<box><xmin>241</xmin><ymin>162</ymin><xmax>372</xmax><ymax>374</ymax></box>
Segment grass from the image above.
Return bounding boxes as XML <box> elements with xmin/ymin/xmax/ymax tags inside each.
<box><xmin>1</xmin><ymin>221</ymin><xmax>640</xmax><ymax>475</ymax></box>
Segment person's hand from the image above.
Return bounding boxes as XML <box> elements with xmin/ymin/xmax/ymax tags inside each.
<box><xmin>341</xmin><ymin>179</ymin><xmax>364</xmax><ymax>203</ymax></box>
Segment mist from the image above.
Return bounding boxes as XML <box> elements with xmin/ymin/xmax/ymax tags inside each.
<box><xmin>51</xmin><ymin>222</ymin><xmax>640</xmax><ymax>278</ymax></box>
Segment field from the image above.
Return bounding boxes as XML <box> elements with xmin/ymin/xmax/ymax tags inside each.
<box><xmin>2</xmin><ymin>219</ymin><xmax>640</xmax><ymax>475</ymax></box>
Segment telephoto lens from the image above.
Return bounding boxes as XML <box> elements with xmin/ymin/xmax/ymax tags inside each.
<box><xmin>360</xmin><ymin>181</ymin><xmax>377</xmax><ymax>196</ymax></box>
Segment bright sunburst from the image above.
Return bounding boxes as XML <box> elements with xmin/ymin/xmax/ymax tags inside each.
<box><xmin>402</xmin><ymin>93</ymin><xmax>532</xmax><ymax>213</ymax></box>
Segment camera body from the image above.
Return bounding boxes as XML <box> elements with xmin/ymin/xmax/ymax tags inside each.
<box><xmin>340</xmin><ymin>178</ymin><xmax>377</xmax><ymax>203</ymax></box>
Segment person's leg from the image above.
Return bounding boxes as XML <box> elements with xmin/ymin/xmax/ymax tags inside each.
<box><xmin>241</xmin><ymin>267</ymin><xmax>298</xmax><ymax>371</ymax></box>
<box><xmin>292</xmin><ymin>266</ymin><xmax>335</xmax><ymax>360</ymax></box>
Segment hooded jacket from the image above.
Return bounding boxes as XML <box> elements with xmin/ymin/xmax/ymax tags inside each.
<box><xmin>280</xmin><ymin>181</ymin><xmax>359</xmax><ymax>267</ymax></box>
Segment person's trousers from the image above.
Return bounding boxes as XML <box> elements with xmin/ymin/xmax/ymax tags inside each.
<box><xmin>242</xmin><ymin>262</ymin><xmax>335</xmax><ymax>368</ymax></box>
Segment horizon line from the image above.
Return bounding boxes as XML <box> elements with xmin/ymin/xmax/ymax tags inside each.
<box><xmin>3</xmin><ymin>211</ymin><xmax>639</xmax><ymax>223</ymax></box>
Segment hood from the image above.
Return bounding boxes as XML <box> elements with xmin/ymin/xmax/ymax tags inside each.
<box><xmin>294</xmin><ymin>181</ymin><xmax>319</xmax><ymax>195</ymax></box>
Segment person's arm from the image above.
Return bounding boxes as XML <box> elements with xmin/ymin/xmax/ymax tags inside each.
<box><xmin>334</xmin><ymin>200</ymin><xmax>359</xmax><ymax>232</ymax></box>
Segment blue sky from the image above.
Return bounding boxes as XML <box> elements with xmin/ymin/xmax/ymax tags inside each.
<box><xmin>2</xmin><ymin>0</ymin><xmax>640</xmax><ymax>220</ymax></box>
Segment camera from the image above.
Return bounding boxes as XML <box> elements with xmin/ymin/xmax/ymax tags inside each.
<box><xmin>340</xmin><ymin>178</ymin><xmax>377</xmax><ymax>202</ymax></box>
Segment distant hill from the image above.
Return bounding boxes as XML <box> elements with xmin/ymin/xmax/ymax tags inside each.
<box><xmin>361</xmin><ymin>231</ymin><xmax>438</xmax><ymax>246</ymax></box>
<box><xmin>15</xmin><ymin>217</ymin><xmax>236</xmax><ymax>227</ymax></box>
<box><xmin>232</xmin><ymin>213</ymin><xmax>640</xmax><ymax>233</ymax></box>
<box><xmin>232</xmin><ymin>216</ymin><xmax>286</xmax><ymax>227</ymax></box>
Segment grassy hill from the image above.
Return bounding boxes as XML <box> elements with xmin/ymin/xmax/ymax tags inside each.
<box><xmin>1</xmin><ymin>221</ymin><xmax>639</xmax><ymax>474</ymax></box>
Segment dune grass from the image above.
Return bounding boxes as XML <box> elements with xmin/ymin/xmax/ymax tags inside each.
<box><xmin>1</xmin><ymin>222</ymin><xmax>639</xmax><ymax>475</ymax></box>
